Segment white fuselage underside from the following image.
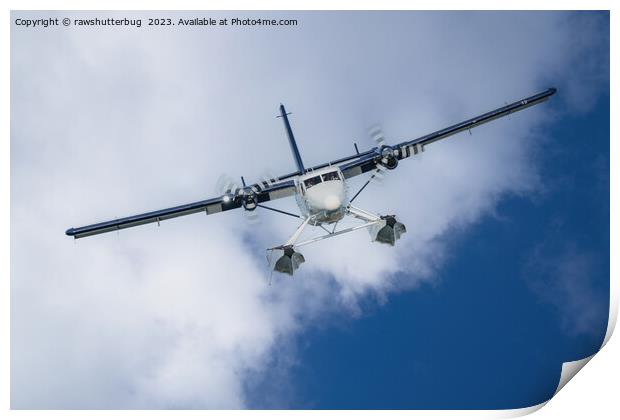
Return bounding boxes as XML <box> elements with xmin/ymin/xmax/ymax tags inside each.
<box><xmin>295</xmin><ymin>169</ymin><xmax>348</xmax><ymax>224</ymax></box>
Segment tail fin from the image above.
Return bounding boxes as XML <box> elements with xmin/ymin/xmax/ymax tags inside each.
<box><xmin>279</xmin><ymin>104</ymin><xmax>305</xmax><ymax>173</ymax></box>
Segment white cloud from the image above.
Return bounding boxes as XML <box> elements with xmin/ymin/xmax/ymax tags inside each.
<box><xmin>11</xmin><ymin>11</ymin><xmax>607</xmax><ymax>408</ymax></box>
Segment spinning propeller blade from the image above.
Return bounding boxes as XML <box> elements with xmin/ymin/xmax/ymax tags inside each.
<box><xmin>215</xmin><ymin>173</ymin><xmax>261</xmax><ymax>225</ymax></box>
<box><xmin>369</xmin><ymin>124</ymin><xmax>386</xmax><ymax>147</ymax></box>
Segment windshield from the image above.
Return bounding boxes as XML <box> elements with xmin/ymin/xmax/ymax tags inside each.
<box><xmin>322</xmin><ymin>171</ymin><xmax>340</xmax><ymax>182</ymax></box>
<box><xmin>303</xmin><ymin>175</ymin><xmax>322</xmax><ymax>189</ymax></box>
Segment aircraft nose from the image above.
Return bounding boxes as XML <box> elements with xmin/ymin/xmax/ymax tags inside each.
<box><xmin>324</xmin><ymin>195</ymin><xmax>341</xmax><ymax>211</ymax></box>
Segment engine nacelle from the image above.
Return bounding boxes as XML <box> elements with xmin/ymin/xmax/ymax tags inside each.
<box><xmin>379</xmin><ymin>146</ymin><xmax>398</xmax><ymax>170</ymax></box>
<box><xmin>242</xmin><ymin>192</ymin><xmax>257</xmax><ymax>211</ymax></box>
<box><xmin>382</xmin><ymin>156</ymin><xmax>398</xmax><ymax>170</ymax></box>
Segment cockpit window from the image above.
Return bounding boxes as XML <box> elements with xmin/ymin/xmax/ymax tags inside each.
<box><xmin>303</xmin><ymin>175</ymin><xmax>322</xmax><ymax>189</ymax></box>
<box><xmin>322</xmin><ymin>171</ymin><xmax>340</xmax><ymax>182</ymax></box>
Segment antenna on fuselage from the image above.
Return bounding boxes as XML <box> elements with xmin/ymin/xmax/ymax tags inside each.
<box><xmin>277</xmin><ymin>104</ymin><xmax>305</xmax><ymax>174</ymax></box>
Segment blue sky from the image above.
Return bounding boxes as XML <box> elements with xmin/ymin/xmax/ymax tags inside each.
<box><xmin>247</xmin><ymin>13</ymin><xmax>610</xmax><ymax>409</ymax></box>
<box><xmin>11</xmin><ymin>11</ymin><xmax>609</xmax><ymax>409</ymax></box>
<box><xmin>248</xmin><ymin>91</ymin><xmax>610</xmax><ymax>409</ymax></box>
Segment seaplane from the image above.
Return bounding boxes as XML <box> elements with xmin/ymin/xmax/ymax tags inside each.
<box><xmin>66</xmin><ymin>88</ymin><xmax>557</xmax><ymax>274</ymax></box>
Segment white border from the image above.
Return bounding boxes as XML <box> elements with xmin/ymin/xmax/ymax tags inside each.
<box><xmin>3</xmin><ymin>1</ymin><xmax>616</xmax><ymax>419</ymax></box>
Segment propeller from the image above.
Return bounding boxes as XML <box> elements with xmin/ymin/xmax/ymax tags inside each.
<box><xmin>369</xmin><ymin>124</ymin><xmax>386</xmax><ymax>147</ymax></box>
<box><xmin>215</xmin><ymin>174</ymin><xmax>241</xmax><ymax>197</ymax></box>
<box><xmin>368</xmin><ymin>125</ymin><xmax>398</xmax><ymax>184</ymax></box>
<box><xmin>214</xmin><ymin>174</ymin><xmax>260</xmax><ymax>224</ymax></box>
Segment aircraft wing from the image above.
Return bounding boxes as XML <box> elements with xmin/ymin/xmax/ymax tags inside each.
<box><xmin>339</xmin><ymin>88</ymin><xmax>557</xmax><ymax>179</ymax></box>
<box><xmin>66</xmin><ymin>88</ymin><xmax>556</xmax><ymax>239</ymax></box>
<box><xmin>65</xmin><ymin>180</ymin><xmax>296</xmax><ymax>239</ymax></box>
